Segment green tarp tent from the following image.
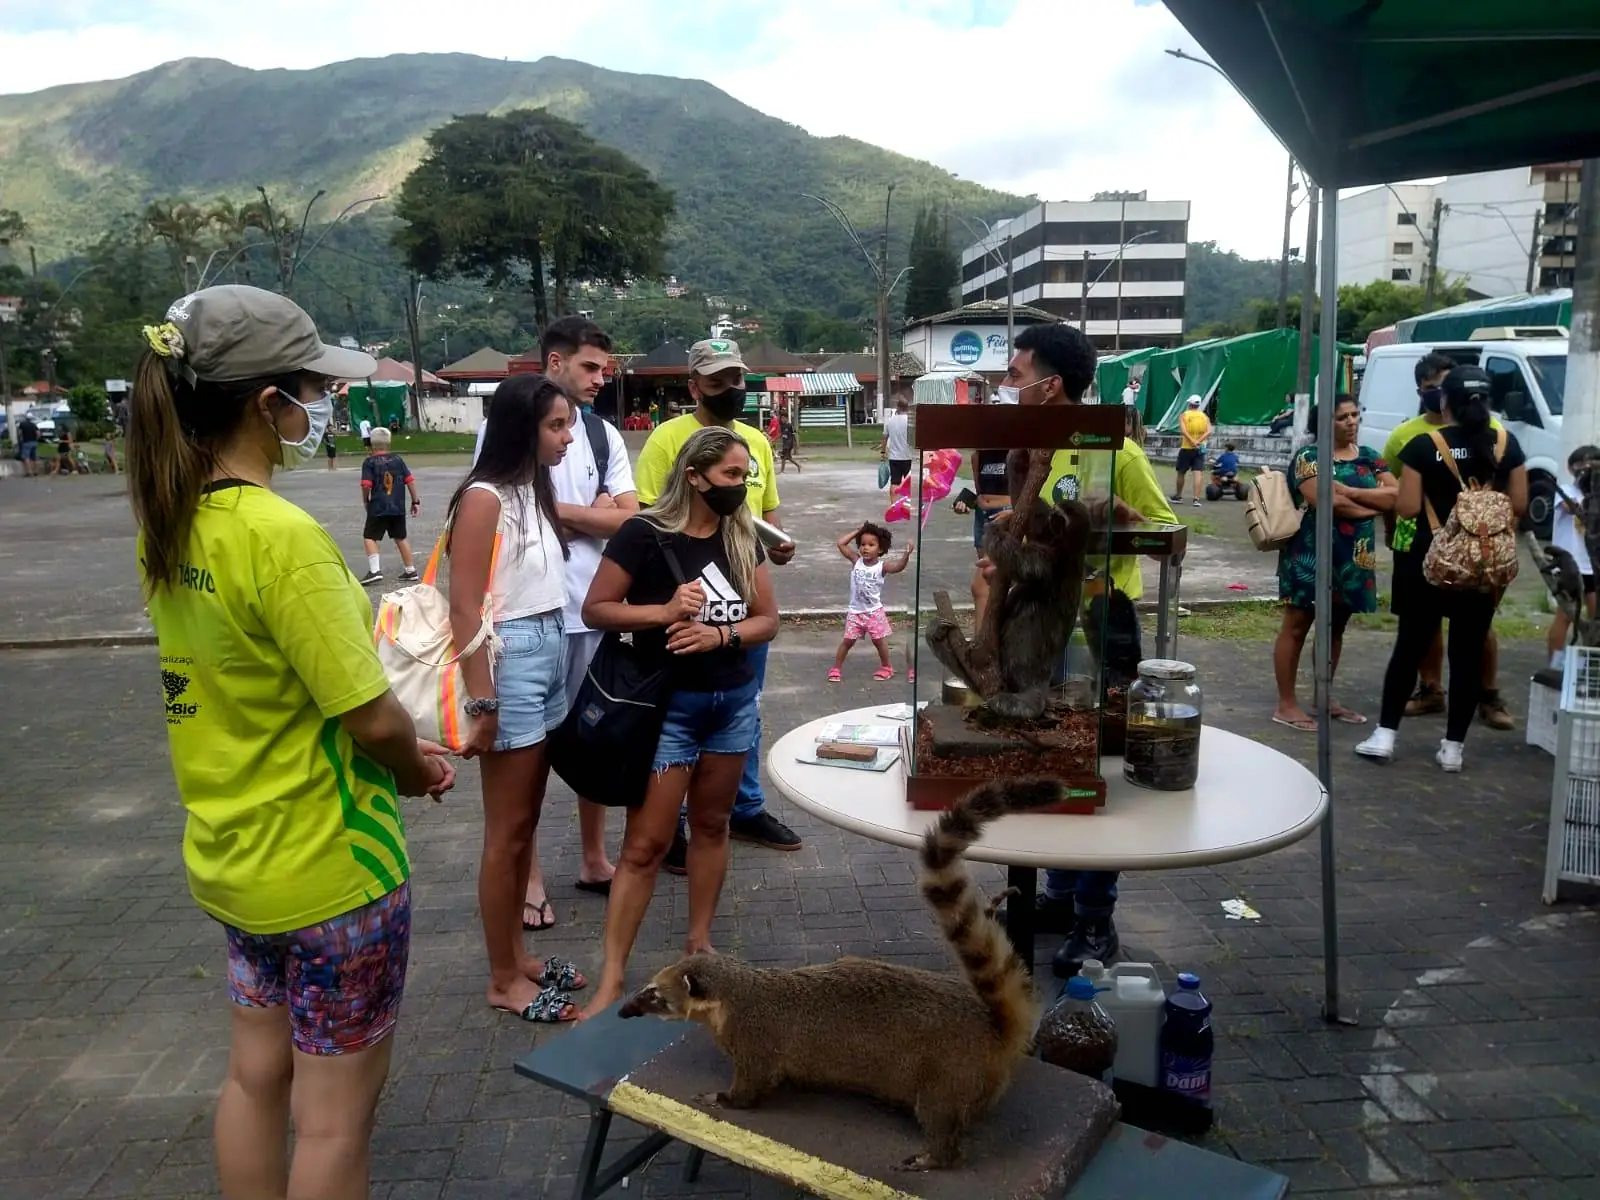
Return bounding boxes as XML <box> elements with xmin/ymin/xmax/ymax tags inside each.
<box><xmin>1093</xmin><ymin>348</ymin><xmax>1160</xmax><ymax>407</ymax></box>
<box><xmin>1397</xmin><ymin>289</ymin><xmax>1573</xmax><ymax>343</ymax></box>
<box><xmin>1142</xmin><ymin>330</ymin><xmax>1359</xmax><ymax>431</ymax></box>
<box><xmin>347</xmin><ymin>381</ymin><xmax>409</xmax><ymax>430</ymax></box>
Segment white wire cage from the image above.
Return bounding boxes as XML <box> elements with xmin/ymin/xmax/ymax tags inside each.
<box><xmin>1544</xmin><ymin>646</ymin><xmax>1600</xmax><ymax>903</ymax></box>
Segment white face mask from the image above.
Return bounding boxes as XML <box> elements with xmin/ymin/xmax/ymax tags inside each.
<box><xmin>995</xmin><ymin>377</ymin><xmax>1052</xmax><ymax>406</ymax></box>
<box><xmin>278</xmin><ymin>389</ymin><xmax>333</xmax><ymax>469</ymax></box>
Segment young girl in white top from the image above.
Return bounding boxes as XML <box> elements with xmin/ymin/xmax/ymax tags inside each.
<box><xmin>448</xmin><ymin>373</ymin><xmax>586</xmax><ymax>1024</ymax></box>
<box><xmin>828</xmin><ymin>520</ymin><xmax>914</xmax><ymax>681</ymax></box>
<box><xmin>1548</xmin><ymin>444</ymin><xmax>1600</xmax><ymax>669</ymax></box>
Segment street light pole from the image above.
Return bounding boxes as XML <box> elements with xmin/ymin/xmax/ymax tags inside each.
<box><xmin>1080</xmin><ymin>249</ymin><xmax>1091</xmax><ymax>334</ymax></box>
<box><xmin>1277</xmin><ymin>155</ymin><xmax>1297</xmax><ymax>329</ymax></box>
<box><xmin>1295</xmin><ymin>181</ymin><xmax>1320</xmax><ymax>443</ymax></box>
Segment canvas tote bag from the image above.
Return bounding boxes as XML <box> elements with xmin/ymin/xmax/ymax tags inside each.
<box><xmin>373</xmin><ymin>487</ymin><xmax>505</xmax><ymax>751</ymax></box>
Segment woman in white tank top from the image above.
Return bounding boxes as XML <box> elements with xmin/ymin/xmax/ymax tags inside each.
<box><xmin>447</xmin><ymin>374</ymin><xmax>585</xmax><ymax>1024</ymax></box>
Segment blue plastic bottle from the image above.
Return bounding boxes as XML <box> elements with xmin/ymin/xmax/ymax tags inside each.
<box><xmin>1158</xmin><ymin>972</ymin><xmax>1213</xmax><ymax>1108</ymax></box>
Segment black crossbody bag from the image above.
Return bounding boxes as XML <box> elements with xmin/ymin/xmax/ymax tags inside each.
<box><xmin>547</xmin><ymin>537</ymin><xmax>688</xmax><ymax>808</ymax></box>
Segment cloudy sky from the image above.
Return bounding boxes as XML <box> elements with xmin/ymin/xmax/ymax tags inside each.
<box><xmin>0</xmin><ymin>0</ymin><xmax>1306</xmax><ymax>259</ymax></box>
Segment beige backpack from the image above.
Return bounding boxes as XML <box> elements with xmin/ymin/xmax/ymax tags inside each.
<box><xmin>1421</xmin><ymin>428</ymin><xmax>1518</xmax><ymax>592</ymax></box>
<box><xmin>1245</xmin><ymin>467</ymin><xmax>1301</xmax><ymax>550</ymax></box>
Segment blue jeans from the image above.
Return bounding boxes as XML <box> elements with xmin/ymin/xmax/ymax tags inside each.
<box><xmin>733</xmin><ymin>641</ymin><xmax>769</xmax><ymax>821</ymax></box>
<box><xmin>1042</xmin><ymin>870</ymin><xmax>1119</xmax><ymax>919</ymax></box>
<box><xmin>676</xmin><ymin>642</ymin><xmax>768</xmax><ymax>834</ymax></box>
<box><xmin>651</xmin><ymin>677</ymin><xmax>760</xmax><ymax>772</ymax></box>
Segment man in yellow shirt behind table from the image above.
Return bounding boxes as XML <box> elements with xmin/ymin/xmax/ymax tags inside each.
<box><xmin>989</xmin><ymin>322</ymin><xmax>1178</xmax><ymax>978</ymax></box>
<box><xmin>633</xmin><ymin>338</ymin><xmax>804</xmax><ymax>871</ymax></box>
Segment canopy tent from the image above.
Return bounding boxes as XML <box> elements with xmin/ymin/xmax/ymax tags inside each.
<box><xmin>739</xmin><ymin>339</ymin><xmax>814</xmax><ymax>374</ymax></box>
<box><xmin>1397</xmin><ymin>289</ymin><xmax>1574</xmax><ymax>343</ymax></box>
<box><xmin>1164</xmin><ymin>0</ymin><xmax>1600</xmax><ymax>1023</ymax></box>
<box><xmin>436</xmin><ymin>347</ymin><xmax>510</xmax><ymax>381</ymax></box>
<box><xmin>626</xmin><ymin>340</ymin><xmax>692</xmax><ymax>375</ymax></box>
<box><xmin>1145</xmin><ymin>330</ymin><xmax>1360</xmax><ymax>432</ymax></box>
<box><xmin>1093</xmin><ymin>348</ymin><xmax>1161</xmax><ymax>407</ymax></box>
<box><xmin>797</xmin><ymin>373</ymin><xmax>863</xmax><ymax>395</ymax></box>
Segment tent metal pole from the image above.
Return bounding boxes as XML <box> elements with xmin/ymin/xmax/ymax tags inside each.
<box><xmin>1313</xmin><ymin>184</ymin><xmax>1348</xmax><ymax>1025</ymax></box>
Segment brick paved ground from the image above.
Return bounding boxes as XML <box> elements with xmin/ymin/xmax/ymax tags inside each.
<box><xmin>1</xmin><ymin>626</ymin><xmax>1597</xmax><ymax>1198</ymax></box>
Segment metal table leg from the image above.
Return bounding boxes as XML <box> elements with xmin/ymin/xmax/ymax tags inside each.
<box><xmin>683</xmin><ymin>1146</ymin><xmax>707</xmax><ymax>1183</ymax></box>
<box><xmin>571</xmin><ymin>1108</ymin><xmax>676</xmax><ymax>1200</ymax></box>
<box><xmin>1004</xmin><ymin>865</ymin><xmax>1038</xmax><ymax>972</ymax></box>
<box><xmin>1155</xmin><ymin>559</ymin><xmax>1172</xmax><ymax>659</ymax></box>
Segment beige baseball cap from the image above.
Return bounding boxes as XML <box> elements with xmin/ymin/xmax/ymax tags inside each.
<box><xmin>687</xmin><ymin>338</ymin><xmax>746</xmax><ymax>376</ymax></box>
<box><xmin>163</xmin><ymin>285</ymin><xmax>377</xmax><ymax>383</ymax></box>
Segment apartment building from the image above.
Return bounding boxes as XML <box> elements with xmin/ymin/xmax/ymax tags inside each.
<box><xmin>1336</xmin><ymin>164</ymin><xmax>1585</xmax><ymax>298</ymax></box>
<box><xmin>959</xmin><ymin>192</ymin><xmax>1191</xmax><ymax>351</ymax></box>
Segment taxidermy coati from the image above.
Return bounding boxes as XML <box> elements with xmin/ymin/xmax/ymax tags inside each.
<box><xmin>618</xmin><ymin>777</ymin><xmax>1066</xmax><ymax>1171</ymax></box>
<box><xmin>926</xmin><ymin>448</ymin><xmax>1092</xmax><ymax>720</ymax></box>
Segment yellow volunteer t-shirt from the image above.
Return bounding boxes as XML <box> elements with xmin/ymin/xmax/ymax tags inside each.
<box><xmin>143</xmin><ymin>482</ymin><xmax>406</xmax><ymax>935</ymax></box>
<box><xmin>634</xmin><ymin>413</ymin><xmax>780</xmax><ymax>516</ymax></box>
<box><xmin>1180</xmin><ymin>410</ymin><xmax>1211</xmax><ymax>450</ymax></box>
<box><xmin>1043</xmin><ymin>439</ymin><xmax>1177</xmax><ymax>601</ymax></box>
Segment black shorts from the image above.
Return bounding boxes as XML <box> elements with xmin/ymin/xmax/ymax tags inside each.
<box><xmin>363</xmin><ymin>514</ymin><xmax>408</xmax><ymax>542</ymax></box>
<box><xmin>1176</xmin><ymin>447</ymin><xmax>1205</xmax><ymax>473</ymax></box>
<box><xmin>889</xmin><ymin>459</ymin><xmax>913</xmax><ymax>486</ymax></box>
<box><xmin>325</xmin><ymin>442</ymin><xmax>337</xmax><ymax>458</ymax></box>
<box><xmin>362</xmin><ymin>437</ymin><xmax>372</xmax><ymax>450</ymax></box>
<box><xmin>1586</xmin><ymin>574</ymin><xmax>1597</xmax><ymax>596</ymax></box>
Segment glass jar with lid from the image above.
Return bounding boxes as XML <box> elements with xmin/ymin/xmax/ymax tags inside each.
<box><xmin>1123</xmin><ymin>659</ymin><xmax>1202</xmax><ymax>791</ymax></box>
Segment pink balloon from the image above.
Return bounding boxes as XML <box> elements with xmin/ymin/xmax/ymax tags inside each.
<box><xmin>886</xmin><ymin>449</ymin><xmax>964</xmax><ymax>527</ymax></box>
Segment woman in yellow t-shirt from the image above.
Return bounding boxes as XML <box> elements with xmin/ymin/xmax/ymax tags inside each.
<box><xmin>127</xmin><ymin>286</ymin><xmax>455</xmax><ymax>1200</ymax></box>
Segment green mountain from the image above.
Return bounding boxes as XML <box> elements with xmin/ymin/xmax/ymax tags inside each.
<box><xmin>0</xmin><ymin>54</ymin><xmax>1028</xmax><ymax>319</ymax></box>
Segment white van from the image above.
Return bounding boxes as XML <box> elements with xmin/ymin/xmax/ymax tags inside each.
<box><xmin>1357</xmin><ymin>334</ymin><xmax>1569</xmax><ymax>537</ymax></box>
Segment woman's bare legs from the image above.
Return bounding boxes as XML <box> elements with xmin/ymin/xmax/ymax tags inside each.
<box><xmin>1272</xmin><ymin>605</ymin><xmax>1314</xmax><ymax>726</ymax></box>
<box><xmin>215</xmin><ymin>1004</ymin><xmax>292</xmax><ymax>1200</ymax></box>
<box><xmin>581</xmin><ymin>766</ymin><xmax>693</xmax><ymax>1017</ymax></box>
<box><xmin>480</xmin><ymin>743</ymin><xmax>554</xmax><ymax>1013</ymax></box>
<box><xmin>682</xmin><ymin>753</ymin><xmax>745</xmax><ymax>955</ymax></box>
<box><xmin>285</xmin><ymin>1037</ymin><xmax>394</xmax><ymax>1200</ymax></box>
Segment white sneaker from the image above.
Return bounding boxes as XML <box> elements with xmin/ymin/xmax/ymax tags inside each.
<box><xmin>1436</xmin><ymin>740</ymin><xmax>1464</xmax><ymax>773</ymax></box>
<box><xmin>1355</xmin><ymin>727</ymin><xmax>1396</xmax><ymax>762</ymax></box>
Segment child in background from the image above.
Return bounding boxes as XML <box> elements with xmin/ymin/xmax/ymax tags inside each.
<box><xmin>1213</xmin><ymin>442</ymin><xmax>1241</xmax><ymax>484</ymax></box>
<box><xmin>358</xmin><ymin>427</ymin><xmax>422</xmax><ymax>586</ymax></box>
<box><xmin>828</xmin><ymin>521</ymin><xmax>914</xmax><ymax>682</ymax></box>
<box><xmin>1548</xmin><ymin>445</ymin><xmax>1600</xmax><ymax>669</ymax></box>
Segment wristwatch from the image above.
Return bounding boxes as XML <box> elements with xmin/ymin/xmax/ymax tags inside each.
<box><xmin>463</xmin><ymin>696</ymin><xmax>500</xmax><ymax>717</ymax></box>
<box><xmin>727</xmin><ymin>627</ymin><xmax>742</xmax><ymax>652</ymax></box>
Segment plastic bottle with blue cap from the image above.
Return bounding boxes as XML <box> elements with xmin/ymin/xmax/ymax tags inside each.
<box><xmin>1159</xmin><ymin>971</ymin><xmax>1214</xmax><ymax>1110</ymax></box>
<box><xmin>1035</xmin><ymin>974</ymin><xmax>1118</xmax><ymax>1085</ymax></box>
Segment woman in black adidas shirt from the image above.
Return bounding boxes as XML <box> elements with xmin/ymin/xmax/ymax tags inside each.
<box><xmin>579</xmin><ymin>425</ymin><xmax>778</xmax><ymax>1015</ymax></box>
<box><xmin>1358</xmin><ymin>367</ymin><xmax>1526</xmax><ymax>773</ymax></box>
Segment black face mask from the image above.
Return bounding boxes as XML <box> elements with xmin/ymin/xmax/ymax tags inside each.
<box><xmin>697</xmin><ymin>481</ymin><xmax>748</xmax><ymax>517</ymax></box>
<box><xmin>700</xmin><ymin>386</ymin><xmax>747</xmax><ymax>422</ymax></box>
<box><xmin>1418</xmin><ymin>386</ymin><xmax>1443</xmax><ymax>414</ymax></box>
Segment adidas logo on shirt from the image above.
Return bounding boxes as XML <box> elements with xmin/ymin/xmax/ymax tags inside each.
<box><xmin>696</xmin><ymin>562</ymin><xmax>748</xmax><ymax>625</ymax></box>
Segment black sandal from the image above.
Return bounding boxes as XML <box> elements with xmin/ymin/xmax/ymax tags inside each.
<box><xmin>522</xmin><ymin>899</ymin><xmax>555</xmax><ymax>932</ymax></box>
<box><xmin>494</xmin><ymin>988</ymin><xmax>577</xmax><ymax>1023</ymax></box>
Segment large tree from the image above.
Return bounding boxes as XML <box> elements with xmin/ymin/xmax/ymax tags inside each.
<box><xmin>903</xmin><ymin>205</ymin><xmax>958</xmax><ymax>323</ymax></box>
<box><xmin>393</xmin><ymin>109</ymin><xmax>674</xmax><ymax>330</ymax></box>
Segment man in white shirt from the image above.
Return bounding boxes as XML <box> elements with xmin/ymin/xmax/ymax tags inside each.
<box><xmin>1120</xmin><ymin>377</ymin><xmax>1140</xmax><ymax>408</ymax></box>
<box><xmin>475</xmin><ymin>318</ymin><xmax>636</xmax><ymax>919</ymax></box>
<box><xmin>358</xmin><ymin>416</ymin><xmax>373</xmax><ymax>449</ymax></box>
<box><xmin>881</xmin><ymin>396</ymin><xmax>913</xmax><ymax>486</ymax></box>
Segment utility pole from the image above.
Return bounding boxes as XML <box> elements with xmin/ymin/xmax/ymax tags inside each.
<box><xmin>1080</xmin><ymin>249</ymin><xmax>1091</xmax><ymax>334</ymax></box>
<box><xmin>1528</xmin><ymin>209</ymin><xmax>1544</xmax><ymax>293</ymax></box>
<box><xmin>0</xmin><ymin>312</ymin><xmax>10</xmax><ymax>412</ymax></box>
<box><xmin>1277</xmin><ymin>155</ymin><xmax>1297</xmax><ymax>328</ymax></box>
<box><xmin>1561</xmin><ymin>159</ymin><xmax>1599</xmax><ymax>462</ymax></box>
<box><xmin>1114</xmin><ymin>197</ymin><xmax>1127</xmax><ymax>353</ymax></box>
<box><xmin>1423</xmin><ymin>197</ymin><xmax>1444</xmax><ymax>307</ymax></box>
<box><xmin>873</xmin><ymin>182</ymin><xmax>896</xmax><ymax>448</ymax></box>
<box><xmin>1004</xmin><ymin>233</ymin><xmax>1015</xmax><ymax>360</ymax></box>
<box><xmin>405</xmin><ymin>275</ymin><xmax>425</xmax><ymax>430</ymax></box>
<box><xmin>1294</xmin><ymin>181</ymin><xmax>1320</xmax><ymax>444</ymax></box>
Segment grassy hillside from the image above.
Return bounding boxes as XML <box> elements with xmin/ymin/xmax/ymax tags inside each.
<box><xmin>0</xmin><ymin>54</ymin><xmax>1028</xmax><ymax>315</ymax></box>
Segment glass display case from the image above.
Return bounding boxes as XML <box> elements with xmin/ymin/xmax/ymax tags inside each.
<box><xmin>902</xmin><ymin>401</ymin><xmax>1125</xmax><ymax>814</ymax></box>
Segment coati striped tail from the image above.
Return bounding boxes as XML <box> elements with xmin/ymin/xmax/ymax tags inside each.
<box><xmin>919</xmin><ymin>778</ymin><xmax>1065</xmax><ymax>1047</ymax></box>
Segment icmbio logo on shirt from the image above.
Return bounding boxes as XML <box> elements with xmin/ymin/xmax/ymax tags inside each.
<box><xmin>161</xmin><ymin>658</ymin><xmax>200</xmax><ymax>724</ymax></box>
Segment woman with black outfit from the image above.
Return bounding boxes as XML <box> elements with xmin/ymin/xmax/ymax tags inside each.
<box><xmin>1357</xmin><ymin>367</ymin><xmax>1527</xmax><ymax>773</ymax></box>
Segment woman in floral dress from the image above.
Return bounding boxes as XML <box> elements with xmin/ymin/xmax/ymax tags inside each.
<box><xmin>1272</xmin><ymin>393</ymin><xmax>1398</xmax><ymax>730</ymax></box>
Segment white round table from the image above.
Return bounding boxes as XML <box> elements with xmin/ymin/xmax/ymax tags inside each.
<box><xmin>768</xmin><ymin>706</ymin><xmax>1328</xmax><ymax>965</ymax></box>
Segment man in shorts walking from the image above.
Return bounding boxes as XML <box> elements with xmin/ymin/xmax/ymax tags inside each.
<box><xmin>881</xmin><ymin>396</ymin><xmax>912</xmax><ymax>486</ymax></box>
<box><xmin>16</xmin><ymin>412</ymin><xmax>40</xmax><ymax>477</ymax></box>
<box><xmin>358</xmin><ymin>427</ymin><xmax>420</xmax><ymax>586</ymax></box>
<box><xmin>1172</xmin><ymin>396</ymin><xmax>1211</xmax><ymax>508</ymax></box>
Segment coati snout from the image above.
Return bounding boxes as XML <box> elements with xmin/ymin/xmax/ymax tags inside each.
<box><xmin>618</xmin><ymin>958</ymin><xmax>726</xmax><ymax>1027</ymax></box>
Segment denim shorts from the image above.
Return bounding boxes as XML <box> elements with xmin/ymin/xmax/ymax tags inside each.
<box><xmin>973</xmin><ymin>504</ymin><xmax>1010</xmax><ymax>549</ymax></box>
<box><xmin>224</xmin><ymin>882</ymin><xmax>410</xmax><ymax>1056</ymax></box>
<box><xmin>494</xmin><ymin>611</ymin><xmax>567</xmax><ymax>751</ymax></box>
<box><xmin>652</xmin><ymin>676</ymin><xmax>760</xmax><ymax>772</ymax></box>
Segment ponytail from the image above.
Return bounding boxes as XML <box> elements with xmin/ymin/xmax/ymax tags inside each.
<box><xmin>127</xmin><ymin>350</ymin><xmax>282</xmax><ymax>592</ymax></box>
<box><xmin>1450</xmin><ymin>389</ymin><xmax>1497</xmax><ymax>478</ymax></box>
<box><xmin>128</xmin><ymin>351</ymin><xmax>212</xmax><ymax>592</ymax></box>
